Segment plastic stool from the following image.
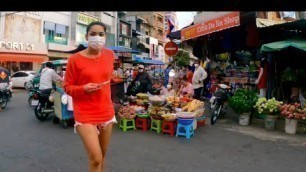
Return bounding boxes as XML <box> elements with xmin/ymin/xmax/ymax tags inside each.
<box><xmin>150</xmin><ymin>118</ymin><xmax>162</xmax><ymax>133</ymax></box>
<box><xmin>197</xmin><ymin>116</ymin><xmax>206</xmax><ymax>127</ymax></box>
<box><xmin>119</xmin><ymin>118</ymin><xmax>136</xmax><ymax>132</ymax></box>
<box><xmin>136</xmin><ymin>117</ymin><xmax>150</xmax><ymax>131</ymax></box>
<box><xmin>162</xmin><ymin>120</ymin><xmax>177</xmax><ymax>136</ymax></box>
<box><xmin>176</xmin><ymin>123</ymin><xmax>194</xmax><ymax>139</ymax></box>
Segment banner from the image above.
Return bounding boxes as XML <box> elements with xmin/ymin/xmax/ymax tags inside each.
<box><xmin>181</xmin><ymin>12</ymin><xmax>240</xmax><ymax>41</ymax></box>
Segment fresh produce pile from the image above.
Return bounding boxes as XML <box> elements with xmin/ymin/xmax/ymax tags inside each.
<box><xmin>148</xmin><ymin>105</ymin><xmax>166</xmax><ymax>119</ymax></box>
<box><xmin>254</xmin><ymin>97</ymin><xmax>282</xmax><ymax>114</ymax></box>
<box><xmin>279</xmin><ymin>103</ymin><xmax>306</xmax><ymax>120</ymax></box>
<box><xmin>118</xmin><ymin>105</ymin><xmax>136</xmax><ymax>119</ymax></box>
<box><xmin>166</xmin><ymin>96</ymin><xmax>180</xmax><ymax>108</ymax></box>
<box><xmin>136</xmin><ymin>93</ymin><xmax>149</xmax><ymax>99</ymax></box>
<box><xmin>161</xmin><ymin>113</ymin><xmax>177</xmax><ymax>121</ymax></box>
<box><xmin>181</xmin><ymin>99</ymin><xmax>204</xmax><ymax>112</ymax></box>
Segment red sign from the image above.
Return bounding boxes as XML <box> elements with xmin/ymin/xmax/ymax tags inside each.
<box><xmin>164</xmin><ymin>41</ymin><xmax>178</xmax><ymax>56</ymax></box>
<box><xmin>181</xmin><ymin>12</ymin><xmax>240</xmax><ymax>41</ymax></box>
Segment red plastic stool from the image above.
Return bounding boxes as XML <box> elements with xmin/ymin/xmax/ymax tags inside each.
<box><xmin>197</xmin><ymin>119</ymin><xmax>206</xmax><ymax>127</ymax></box>
<box><xmin>136</xmin><ymin>117</ymin><xmax>150</xmax><ymax>131</ymax></box>
<box><xmin>162</xmin><ymin>120</ymin><xmax>177</xmax><ymax>136</ymax></box>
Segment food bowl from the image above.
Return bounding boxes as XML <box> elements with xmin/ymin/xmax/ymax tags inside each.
<box><xmin>177</xmin><ymin>112</ymin><xmax>195</xmax><ymax>119</ymax></box>
<box><xmin>177</xmin><ymin>118</ymin><xmax>194</xmax><ymax>125</ymax></box>
<box><xmin>149</xmin><ymin>96</ymin><xmax>166</xmax><ymax>106</ymax></box>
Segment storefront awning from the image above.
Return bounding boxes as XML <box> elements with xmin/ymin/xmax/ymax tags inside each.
<box><xmin>0</xmin><ymin>53</ymin><xmax>48</xmax><ymax>62</ymax></box>
<box><xmin>181</xmin><ymin>12</ymin><xmax>240</xmax><ymax>41</ymax></box>
<box><xmin>260</xmin><ymin>39</ymin><xmax>306</xmax><ymax>53</ymax></box>
<box><xmin>133</xmin><ymin>57</ymin><xmax>165</xmax><ymax>65</ymax></box>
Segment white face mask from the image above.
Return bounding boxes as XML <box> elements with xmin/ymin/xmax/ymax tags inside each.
<box><xmin>88</xmin><ymin>36</ymin><xmax>105</xmax><ymax>50</ymax></box>
<box><xmin>194</xmin><ymin>64</ymin><xmax>199</xmax><ymax>68</ymax></box>
<box><xmin>139</xmin><ymin>69</ymin><xmax>144</xmax><ymax>73</ymax></box>
<box><xmin>167</xmin><ymin>85</ymin><xmax>172</xmax><ymax>89</ymax></box>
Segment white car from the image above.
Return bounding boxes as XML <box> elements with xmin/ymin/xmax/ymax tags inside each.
<box><xmin>11</xmin><ymin>71</ymin><xmax>36</xmax><ymax>88</ymax></box>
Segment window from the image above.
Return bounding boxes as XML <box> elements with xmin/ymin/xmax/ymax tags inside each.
<box><xmin>12</xmin><ymin>72</ymin><xmax>28</xmax><ymax>78</ymax></box>
<box><xmin>44</xmin><ymin>21</ymin><xmax>68</xmax><ymax>45</ymax></box>
<box><xmin>119</xmin><ymin>36</ymin><xmax>130</xmax><ymax>48</ymax></box>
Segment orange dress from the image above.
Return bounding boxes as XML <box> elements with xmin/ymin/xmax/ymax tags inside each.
<box><xmin>64</xmin><ymin>48</ymin><xmax>115</xmax><ymax>124</ymax></box>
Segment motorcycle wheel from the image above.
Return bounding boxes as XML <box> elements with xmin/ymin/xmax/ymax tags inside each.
<box><xmin>211</xmin><ymin>104</ymin><xmax>221</xmax><ymax>125</ymax></box>
<box><xmin>0</xmin><ymin>98</ymin><xmax>8</xmax><ymax>109</ymax></box>
<box><xmin>34</xmin><ymin>102</ymin><xmax>49</xmax><ymax>121</ymax></box>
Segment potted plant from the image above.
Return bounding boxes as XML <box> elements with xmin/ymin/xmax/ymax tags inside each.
<box><xmin>254</xmin><ymin>97</ymin><xmax>283</xmax><ymax>130</ymax></box>
<box><xmin>229</xmin><ymin>89</ymin><xmax>258</xmax><ymax>126</ymax></box>
<box><xmin>279</xmin><ymin>103</ymin><xmax>306</xmax><ymax>134</ymax></box>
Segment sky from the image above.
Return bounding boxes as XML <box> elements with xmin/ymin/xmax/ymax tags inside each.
<box><xmin>176</xmin><ymin>12</ymin><xmax>197</xmax><ymax>29</ymax></box>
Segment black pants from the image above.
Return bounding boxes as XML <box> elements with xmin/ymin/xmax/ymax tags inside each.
<box><xmin>39</xmin><ymin>88</ymin><xmax>52</xmax><ymax>108</ymax></box>
<box><xmin>194</xmin><ymin>87</ymin><xmax>203</xmax><ymax>100</ymax></box>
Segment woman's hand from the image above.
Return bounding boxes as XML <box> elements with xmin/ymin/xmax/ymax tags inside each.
<box><xmin>83</xmin><ymin>83</ymin><xmax>101</xmax><ymax>94</ymax></box>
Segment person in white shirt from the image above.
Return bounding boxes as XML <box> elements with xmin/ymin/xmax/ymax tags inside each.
<box><xmin>117</xmin><ymin>65</ymin><xmax>124</xmax><ymax>78</ymax></box>
<box><xmin>39</xmin><ymin>62</ymin><xmax>63</xmax><ymax>107</ymax></box>
<box><xmin>192</xmin><ymin>60</ymin><xmax>207</xmax><ymax>100</ymax></box>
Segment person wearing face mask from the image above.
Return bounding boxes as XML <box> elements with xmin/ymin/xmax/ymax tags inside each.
<box><xmin>160</xmin><ymin>82</ymin><xmax>175</xmax><ymax>97</ymax></box>
<box><xmin>63</xmin><ymin>21</ymin><xmax>116</xmax><ymax>172</ymax></box>
<box><xmin>192</xmin><ymin>60</ymin><xmax>207</xmax><ymax>100</ymax></box>
<box><xmin>179</xmin><ymin>76</ymin><xmax>194</xmax><ymax>98</ymax></box>
<box><xmin>131</xmin><ymin>64</ymin><xmax>152</xmax><ymax>94</ymax></box>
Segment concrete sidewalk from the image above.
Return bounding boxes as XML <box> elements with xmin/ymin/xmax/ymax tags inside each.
<box><xmin>204</xmin><ymin>101</ymin><xmax>306</xmax><ymax>147</ymax></box>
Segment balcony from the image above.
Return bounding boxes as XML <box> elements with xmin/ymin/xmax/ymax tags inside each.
<box><xmin>154</xmin><ymin>20</ymin><xmax>164</xmax><ymax>31</ymax></box>
<box><xmin>45</xmin><ymin>36</ymin><xmax>68</xmax><ymax>45</ymax></box>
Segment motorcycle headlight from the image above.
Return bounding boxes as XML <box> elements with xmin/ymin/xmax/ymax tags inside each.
<box><xmin>49</xmin><ymin>95</ymin><xmax>54</xmax><ymax>102</ymax></box>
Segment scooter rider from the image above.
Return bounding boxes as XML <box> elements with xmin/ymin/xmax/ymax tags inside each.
<box><xmin>39</xmin><ymin>62</ymin><xmax>64</xmax><ymax>107</ymax></box>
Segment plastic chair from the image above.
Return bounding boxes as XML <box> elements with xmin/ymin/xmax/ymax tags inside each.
<box><xmin>136</xmin><ymin>117</ymin><xmax>150</xmax><ymax>131</ymax></box>
<box><xmin>162</xmin><ymin>120</ymin><xmax>177</xmax><ymax>136</ymax></box>
<box><xmin>119</xmin><ymin>118</ymin><xmax>136</xmax><ymax>132</ymax></box>
<box><xmin>176</xmin><ymin>122</ymin><xmax>194</xmax><ymax>139</ymax></box>
<box><xmin>150</xmin><ymin>118</ymin><xmax>162</xmax><ymax>133</ymax></box>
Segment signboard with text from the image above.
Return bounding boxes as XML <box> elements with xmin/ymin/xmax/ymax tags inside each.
<box><xmin>77</xmin><ymin>13</ymin><xmax>101</xmax><ymax>25</ymax></box>
<box><xmin>181</xmin><ymin>12</ymin><xmax>240</xmax><ymax>41</ymax></box>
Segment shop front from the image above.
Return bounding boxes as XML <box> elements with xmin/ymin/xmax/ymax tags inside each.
<box><xmin>0</xmin><ymin>40</ymin><xmax>48</xmax><ymax>74</ymax></box>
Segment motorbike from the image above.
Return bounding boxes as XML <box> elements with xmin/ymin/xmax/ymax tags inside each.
<box><xmin>0</xmin><ymin>84</ymin><xmax>12</xmax><ymax>109</ymax></box>
<box><xmin>209</xmin><ymin>83</ymin><xmax>231</xmax><ymax>125</ymax></box>
<box><xmin>33</xmin><ymin>89</ymin><xmax>55</xmax><ymax>121</ymax></box>
<box><xmin>28</xmin><ymin>81</ymin><xmax>40</xmax><ymax>107</ymax></box>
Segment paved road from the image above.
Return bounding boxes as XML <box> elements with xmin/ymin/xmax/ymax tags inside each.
<box><xmin>1</xmin><ymin>90</ymin><xmax>306</xmax><ymax>172</ymax></box>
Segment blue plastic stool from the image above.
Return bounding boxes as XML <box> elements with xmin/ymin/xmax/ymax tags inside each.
<box><xmin>176</xmin><ymin>123</ymin><xmax>194</xmax><ymax>139</ymax></box>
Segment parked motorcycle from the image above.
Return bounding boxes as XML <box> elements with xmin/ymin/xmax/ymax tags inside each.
<box><xmin>209</xmin><ymin>84</ymin><xmax>231</xmax><ymax>125</ymax></box>
<box><xmin>0</xmin><ymin>84</ymin><xmax>12</xmax><ymax>109</ymax></box>
<box><xmin>33</xmin><ymin>89</ymin><xmax>55</xmax><ymax>121</ymax></box>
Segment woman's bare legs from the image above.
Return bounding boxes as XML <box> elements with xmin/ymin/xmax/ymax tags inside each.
<box><xmin>98</xmin><ymin>123</ymin><xmax>113</xmax><ymax>172</ymax></box>
<box><xmin>76</xmin><ymin>124</ymin><xmax>102</xmax><ymax>172</ymax></box>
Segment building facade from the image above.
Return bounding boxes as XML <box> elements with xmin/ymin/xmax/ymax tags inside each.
<box><xmin>126</xmin><ymin>12</ymin><xmax>166</xmax><ymax>62</ymax></box>
<box><xmin>0</xmin><ymin>11</ymin><xmax>118</xmax><ymax>73</ymax></box>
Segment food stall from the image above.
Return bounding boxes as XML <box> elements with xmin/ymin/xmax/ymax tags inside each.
<box><xmin>117</xmin><ymin>92</ymin><xmax>206</xmax><ymax>138</ymax></box>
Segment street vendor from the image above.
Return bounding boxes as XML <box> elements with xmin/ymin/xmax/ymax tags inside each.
<box><xmin>132</xmin><ymin>64</ymin><xmax>152</xmax><ymax>93</ymax></box>
<box><xmin>179</xmin><ymin>76</ymin><xmax>194</xmax><ymax>98</ymax></box>
<box><xmin>160</xmin><ymin>82</ymin><xmax>175</xmax><ymax>97</ymax></box>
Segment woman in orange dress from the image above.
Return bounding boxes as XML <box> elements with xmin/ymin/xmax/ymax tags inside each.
<box><xmin>64</xmin><ymin>21</ymin><xmax>116</xmax><ymax>172</ymax></box>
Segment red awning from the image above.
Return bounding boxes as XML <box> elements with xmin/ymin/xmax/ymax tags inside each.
<box><xmin>0</xmin><ymin>53</ymin><xmax>48</xmax><ymax>62</ymax></box>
